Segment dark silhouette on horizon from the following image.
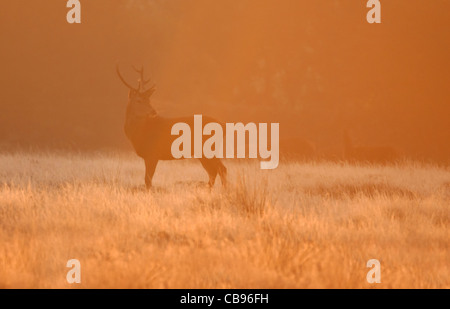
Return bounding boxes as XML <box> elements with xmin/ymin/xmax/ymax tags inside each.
<box><xmin>343</xmin><ymin>130</ymin><xmax>398</xmax><ymax>164</ymax></box>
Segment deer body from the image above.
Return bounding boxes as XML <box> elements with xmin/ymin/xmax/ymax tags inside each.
<box><xmin>118</xmin><ymin>66</ymin><xmax>227</xmax><ymax>188</ymax></box>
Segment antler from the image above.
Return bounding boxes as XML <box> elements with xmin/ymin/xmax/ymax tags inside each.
<box><xmin>116</xmin><ymin>65</ymin><xmax>137</xmax><ymax>91</ymax></box>
<box><xmin>117</xmin><ymin>64</ymin><xmax>156</xmax><ymax>93</ymax></box>
<box><xmin>132</xmin><ymin>65</ymin><xmax>152</xmax><ymax>91</ymax></box>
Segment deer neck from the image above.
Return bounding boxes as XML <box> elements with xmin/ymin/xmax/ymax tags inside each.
<box><xmin>124</xmin><ymin>104</ymin><xmax>155</xmax><ymax>141</ymax></box>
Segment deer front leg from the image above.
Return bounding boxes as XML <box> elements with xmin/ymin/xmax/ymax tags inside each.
<box><xmin>144</xmin><ymin>159</ymin><xmax>158</xmax><ymax>189</ymax></box>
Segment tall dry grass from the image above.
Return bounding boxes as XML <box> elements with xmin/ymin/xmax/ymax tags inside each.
<box><xmin>0</xmin><ymin>152</ymin><xmax>448</xmax><ymax>288</ymax></box>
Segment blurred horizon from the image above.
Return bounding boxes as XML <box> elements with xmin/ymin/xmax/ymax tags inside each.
<box><xmin>0</xmin><ymin>0</ymin><xmax>449</xmax><ymax>162</ymax></box>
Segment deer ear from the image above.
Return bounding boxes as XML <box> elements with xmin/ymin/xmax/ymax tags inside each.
<box><xmin>144</xmin><ymin>87</ymin><xmax>156</xmax><ymax>98</ymax></box>
<box><xmin>128</xmin><ymin>89</ymin><xmax>138</xmax><ymax>98</ymax></box>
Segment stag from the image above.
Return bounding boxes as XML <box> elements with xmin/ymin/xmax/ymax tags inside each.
<box><xmin>117</xmin><ymin>65</ymin><xmax>227</xmax><ymax>188</ymax></box>
<box><xmin>343</xmin><ymin>130</ymin><xmax>397</xmax><ymax>164</ymax></box>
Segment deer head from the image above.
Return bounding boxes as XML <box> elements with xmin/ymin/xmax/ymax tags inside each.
<box><xmin>117</xmin><ymin>65</ymin><xmax>157</xmax><ymax>117</ymax></box>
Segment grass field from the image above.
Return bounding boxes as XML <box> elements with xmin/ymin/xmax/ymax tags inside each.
<box><xmin>0</xmin><ymin>151</ymin><xmax>448</xmax><ymax>288</ymax></box>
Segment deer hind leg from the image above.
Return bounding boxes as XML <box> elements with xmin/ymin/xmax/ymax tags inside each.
<box><xmin>217</xmin><ymin>160</ymin><xmax>227</xmax><ymax>187</ymax></box>
<box><xmin>200</xmin><ymin>158</ymin><xmax>227</xmax><ymax>188</ymax></box>
<box><xmin>144</xmin><ymin>159</ymin><xmax>158</xmax><ymax>189</ymax></box>
<box><xmin>199</xmin><ymin>158</ymin><xmax>218</xmax><ymax>187</ymax></box>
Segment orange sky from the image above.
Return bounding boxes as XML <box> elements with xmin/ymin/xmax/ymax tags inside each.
<box><xmin>0</xmin><ymin>0</ymin><xmax>449</xmax><ymax>161</ymax></box>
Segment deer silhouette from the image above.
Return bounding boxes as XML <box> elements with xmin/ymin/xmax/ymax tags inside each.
<box><xmin>117</xmin><ymin>65</ymin><xmax>227</xmax><ymax>189</ymax></box>
<box><xmin>279</xmin><ymin>137</ymin><xmax>316</xmax><ymax>161</ymax></box>
<box><xmin>343</xmin><ymin>130</ymin><xmax>397</xmax><ymax>164</ymax></box>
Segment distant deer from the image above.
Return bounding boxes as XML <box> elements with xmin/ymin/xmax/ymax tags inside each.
<box><xmin>117</xmin><ymin>65</ymin><xmax>227</xmax><ymax>188</ymax></box>
<box><xmin>279</xmin><ymin>137</ymin><xmax>316</xmax><ymax>161</ymax></box>
<box><xmin>343</xmin><ymin>130</ymin><xmax>397</xmax><ymax>164</ymax></box>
